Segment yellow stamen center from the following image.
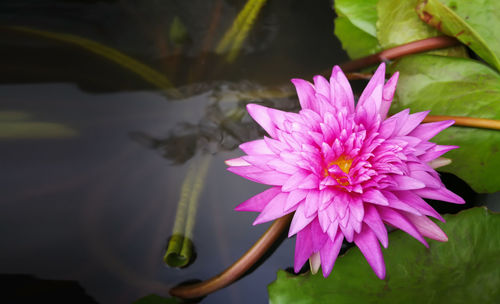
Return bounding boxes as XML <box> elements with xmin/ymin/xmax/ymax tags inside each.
<box><xmin>324</xmin><ymin>155</ymin><xmax>353</xmax><ymax>186</ymax></box>
<box><xmin>331</xmin><ymin>155</ymin><xmax>352</xmax><ymax>174</ymax></box>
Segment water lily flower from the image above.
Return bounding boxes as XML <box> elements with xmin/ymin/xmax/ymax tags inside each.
<box><xmin>225</xmin><ymin>63</ymin><xmax>464</xmax><ymax>279</ymax></box>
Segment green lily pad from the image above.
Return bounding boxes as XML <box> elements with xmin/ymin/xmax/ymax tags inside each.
<box><xmin>377</xmin><ymin>0</ymin><xmax>466</xmax><ymax>57</ymax></box>
<box><xmin>416</xmin><ymin>0</ymin><xmax>500</xmax><ymax>71</ymax></box>
<box><xmin>268</xmin><ymin>207</ymin><xmax>500</xmax><ymax>303</ymax></box>
<box><xmin>389</xmin><ymin>54</ymin><xmax>500</xmax><ymax>193</ymax></box>
<box><xmin>333</xmin><ymin>0</ymin><xmax>381</xmax><ymax>59</ymax></box>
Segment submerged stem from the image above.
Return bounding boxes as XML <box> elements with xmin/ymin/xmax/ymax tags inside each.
<box><xmin>339</xmin><ymin>36</ymin><xmax>459</xmax><ymax>72</ymax></box>
<box><xmin>5</xmin><ymin>26</ymin><xmax>182</xmax><ymax>98</ymax></box>
<box><xmin>215</xmin><ymin>0</ymin><xmax>267</xmax><ymax>62</ymax></box>
<box><xmin>424</xmin><ymin>115</ymin><xmax>500</xmax><ymax>130</ymax></box>
<box><xmin>164</xmin><ymin>154</ymin><xmax>212</xmax><ymax>268</ymax></box>
<box><xmin>169</xmin><ymin>213</ymin><xmax>293</xmax><ymax>299</ymax></box>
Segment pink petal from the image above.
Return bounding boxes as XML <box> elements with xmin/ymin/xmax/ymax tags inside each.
<box><xmin>382</xmin><ymin>190</ymin><xmax>422</xmax><ymax>216</ymax></box>
<box><xmin>267</xmin><ymin>107</ymin><xmax>301</xmax><ymax>131</ymax></box>
<box><xmin>339</xmin><ymin>211</ymin><xmax>354</xmax><ymax>242</ymax></box>
<box><xmin>320</xmin><ymin>231</ymin><xmax>344</xmax><ymax>277</ymax></box>
<box><xmin>307</xmin><ymin>130</ymin><xmax>324</xmax><ymax>147</ymax></box>
<box><xmin>378</xmin><ymin>117</ymin><xmax>398</xmax><ymax>139</ymax></box>
<box><xmin>403</xmin><ymin>212</ymin><xmax>448</xmax><ymax>242</ymax></box>
<box><xmin>310</xmin><ymin>218</ymin><xmax>328</xmax><ymax>252</ymax></box>
<box><xmin>397</xmin><ymin>111</ymin><xmax>429</xmax><ymax>136</ymax></box>
<box><xmin>229</xmin><ymin>168</ymin><xmax>290</xmax><ymax>186</ymax></box>
<box><xmin>363</xmin><ymin>189</ymin><xmax>389</xmax><ymax>206</ymax></box>
<box><xmin>240</xmin><ymin>139</ymin><xmax>274</xmax><ymax>155</ymax></box>
<box><xmin>289</xmin><ymin>203</ymin><xmax>315</xmax><ymax>237</ymax></box>
<box><xmin>242</xmin><ymin>155</ymin><xmax>276</xmax><ymax>170</ymax></box>
<box><xmin>225</xmin><ymin>157</ymin><xmax>250</xmax><ymax>167</ymax></box>
<box><xmin>354</xmin><ymin>223</ymin><xmax>386</xmax><ymax>279</ymax></box>
<box><xmin>253</xmin><ymin>192</ymin><xmax>290</xmax><ymax>225</ymax></box>
<box><xmin>279</xmin><ymin>151</ymin><xmax>302</xmax><ymax>165</ymax></box>
<box><xmin>362</xmin><ymin>205</ymin><xmax>388</xmax><ymax>248</ymax></box>
<box><xmin>379</xmin><ymin>72</ymin><xmax>399</xmax><ymax>120</ymax></box>
<box><xmin>389</xmin><ymin>175</ymin><xmax>426</xmax><ymax>190</ymax></box>
<box><xmin>419</xmin><ymin>145</ymin><xmax>458</xmax><ymax>162</ymax></box>
<box><xmin>313</xmin><ymin>75</ymin><xmax>331</xmax><ymax>99</ymax></box>
<box><xmin>327</xmin><ymin>220</ymin><xmax>339</xmax><ymax>240</ymax></box>
<box><xmin>264</xmin><ymin>136</ymin><xmax>289</xmax><ymax>154</ymax></box>
<box><xmin>282</xmin><ymin>170</ymin><xmax>309</xmax><ymax>191</ymax></box>
<box><xmin>377</xmin><ymin>207</ymin><xmax>428</xmax><ymax>247</ymax></box>
<box><xmin>409</xmin><ymin>120</ymin><xmax>454</xmax><ymax>141</ymax></box>
<box><xmin>267</xmin><ymin>158</ymin><xmax>299</xmax><ymax>174</ymax></box>
<box><xmin>298</xmin><ymin>174</ymin><xmax>320</xmax><ymax>190</ymax></box>
<box><xmin>330</xmin><ymin>66</ymin><xmax>355</xmax><ymax>112</ymax></box>
<box><xmin>235</xmin><ymin>187</ymin><xmax>281</xmax><ymax>212</ymax></box>
<box><xmin>387</xmin><ymin>109</ymin><xmax>410</xmax><ymax>136</ymax></box>
<box><xmin>409</xmin><ymin>170</ymin><xmax>442</xmax><ymax>189</ymax></box>
<box><xmin>317</xmin><ymin>209</ymin><xmax>331</xmax><ymax>232</ymax></box>
<box><xmin>227</xmin><ymin>165</ymin><xmax>264</xmax><ymax>177</ymax></box>
<box><xmin>284</xmin><ymin>189</ymin><xmax>308</xmax><ymax>211</ymax></box>
<box><xmin>305</xmin><ymin>190</ymin><xmax>320</xmax><ymax>217</ymax></box>
<box><xmin>246</xmin><ymin>104</ymin><xmax>277</xmax><ymax>138</ymax></box>
<box><xmin>291</xmin><ymin>78</ymin><xmax>317</xmax><ymax>111</ymax></box>
<box><xmin>294</xmin><ymin>225</ymin><xmax>313</xmax><ymax>272</ymax></box>
<box><xmin>394</xmin><ymin>191</ymin><xmax>444</xmax><ymax>221</ymax></box>
<box><xmin>357</xmin><ymin>63</ymin><xmax>385</xmax><ymax>120</ymax></box>
<box><xmin>349</xmin><ymin>197</ymin><xmax>365</xmax><ymax>223</ymax></box>
<box><xmin>319</xmin><ymin>188</ymin><xmax>335</xmax><ymax>207</ymax></box>
<box><xmin>414</xmin><ymin>187</ymin><xmax>465</xmax><ymax>204</ymax></box>
<box><xmin>333</xmin><ymin>193</ymin><xmax>349</xmax><ymax>219</ymax></box>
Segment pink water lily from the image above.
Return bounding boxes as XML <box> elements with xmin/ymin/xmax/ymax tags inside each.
<box><xmin>225</xmin><ymin>63</ymin><xmax>464</xmax><ymax>279</ymax></box>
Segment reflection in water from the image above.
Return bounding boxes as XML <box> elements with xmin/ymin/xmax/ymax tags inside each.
<box><xmin>130</xmin><ymin>81</ymin><xmax>299</xmax><ymax>165</ymax></box>
<box><xmin>0</xmin><ymin>0</ymin><xmax>346</xmax><ymax>303</ymax></box>
<box><xmin>1</xmin><ymin>274</ymin><xmax>98</xmax><ymax>303</ymax></box>
<box><xmin>0</xmin><ymin>110</ymin><xmax>77</xmax><ymax>139</ymax></box>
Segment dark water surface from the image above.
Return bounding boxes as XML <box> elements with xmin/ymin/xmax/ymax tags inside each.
<box><xmin>0</xmin><ymin>1</ymin><xmax>349</xmax><ymax>303</ymax></box>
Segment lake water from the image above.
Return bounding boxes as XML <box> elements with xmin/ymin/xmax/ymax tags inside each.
<box><xmin>0</xmin><ymin>1</ymin><xmax>350</xmax><ymax>303</ymax></box>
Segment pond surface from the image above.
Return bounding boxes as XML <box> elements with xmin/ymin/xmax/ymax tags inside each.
<box><xmin>0</xmin><ymin>1</ymin><xmax>350</xmax><ymax>303</ymax></box>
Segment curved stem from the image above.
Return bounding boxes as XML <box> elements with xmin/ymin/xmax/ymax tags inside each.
<box><xmin>169</xmin><ymin>213</ymin><xmax>293</xmax><ymax>299</ymax></box>
<box><xmin>340</xmin><ymin>36</ymin><xmax>459</xmax><ymax>72</ymax></box>
<box><xmin>424</xmin><ymin>115</ymin><xmax>500</xmax><ymax>130</ymax></box>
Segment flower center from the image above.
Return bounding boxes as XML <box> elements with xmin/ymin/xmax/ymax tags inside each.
<box><xmin>324</xmin><ymin>155</ymin><xmax>353</xmax><ymax>186</ymax></box>
<box><xmin>331</xmin><ymin>155</ymin><xmax>352</xmax><ymax>174</ymax></box>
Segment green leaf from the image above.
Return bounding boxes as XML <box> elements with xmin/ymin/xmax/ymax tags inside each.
<box><xmin>133</xmin><ymin>294</ymin><xmax>182</xmax><ymax>304</ymax></box>
<box><xmin>377</xmin><ymin>0</ymin><xmax>467</xmax><ymax>57</ymax></box>
<box><xmin>335</xmin><ymin>0</ymin><xmax>378</xmax><ymax>36</ymax></box>
<box><xmin>389</xmin><ymin>54</ymin><xmax>500</xmax><ymax>193</ymax></box>
<box><xmin>334</xmin><ymin>17</ymin><xmax>382</xmax><ymax>59</ymax></box>
<box><xmin>269</xmin><ymin>207</ymin><xmax>500</xmax><ymax>303</ymax></box>
<box><xmin>416</xmin><ymin>0</ymin><xmax>500</xmax><ymax>71</ymax></box>
<box><xmin>333</xmin><ymin>0</ymin><xmax>382</xmax><ymax>59</ymax></box>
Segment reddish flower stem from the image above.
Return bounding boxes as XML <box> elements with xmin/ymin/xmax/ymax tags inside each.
<box><xmin>424</xmin><ymin>115</ymin><xmax>500</xmax><ymax>130</ymax></box>
<box><xmin>169</xmin><ymin>213</ymin><xmax>293</xmax><ymax>299</ymax></box>
<box><xmin>339</xmin><ymin>36</ymin><xmax>460</xmax><ymax>72</ymax></box>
